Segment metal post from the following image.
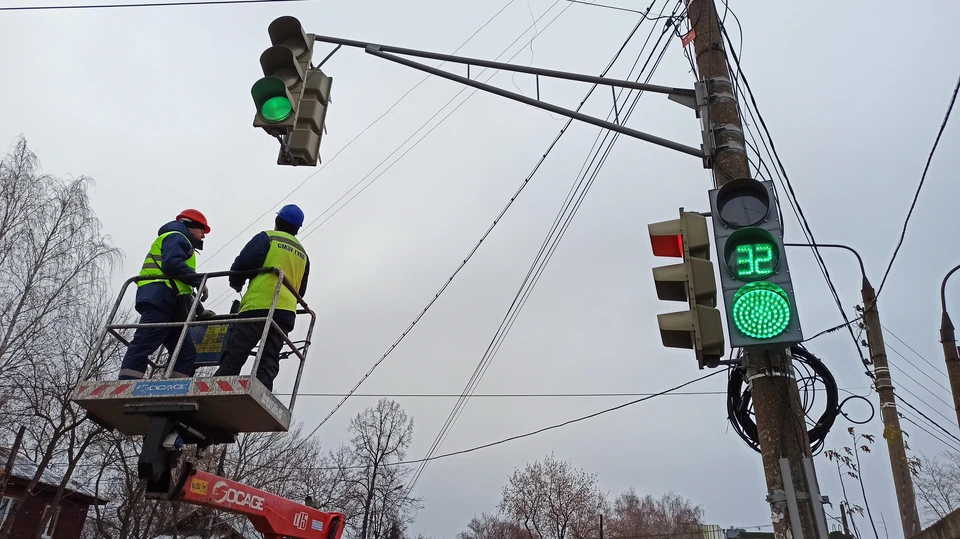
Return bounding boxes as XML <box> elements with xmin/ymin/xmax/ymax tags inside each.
<box><xmin>248</xmin><ymin>269</ymin><xmax>284</xmax><ymax>384</ymax></box>
<box><xmin>862</xmin><ymin>281</ymin><xmax>922</xmax><ymax>537</ymax></box>
<box><xmin>684</xmin><ymin>0</ymin><xmax>826</xmax><ymax>537</ymax></box>
<box><xmin>940</xmin><ymin>263</ymin><xmax>960</xmax><ymax>429</ymax></box>
<box><xmin>165</xmin><ymin>273</ymin><xmax>209</xmax><ymax>378</ymax></box>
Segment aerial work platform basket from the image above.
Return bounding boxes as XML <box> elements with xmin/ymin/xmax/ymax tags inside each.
<box><xmin>71</xmin><ymin>268</ymin><xmax>316</xmax><ymax>494</ymax></box>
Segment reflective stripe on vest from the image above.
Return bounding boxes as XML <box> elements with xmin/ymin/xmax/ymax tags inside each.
<box><xmin>138</xmin><ymin>230</ymin><xmax>197</xmax><ymax>295</ymax></box>
<box><xmin>239</xmin><ymin>230</ymin><xmax>308</xmax><ymax>313</ymax></box>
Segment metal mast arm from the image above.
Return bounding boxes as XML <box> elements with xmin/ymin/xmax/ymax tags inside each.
<box><xmin>311</xmin><ymin>34</ymin><xmax>709</xmax><ymax>162</ymax></box>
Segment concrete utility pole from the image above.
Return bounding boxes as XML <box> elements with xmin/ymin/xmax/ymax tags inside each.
<box><xmin>862</xmin><ymin>280</ymin><xmax>922</xmax><ymax>538</ymax></box>
<box><xmin>683</xmin><ymin>1</ymin><xmax>827</xmax><ymax>538</ymax></box>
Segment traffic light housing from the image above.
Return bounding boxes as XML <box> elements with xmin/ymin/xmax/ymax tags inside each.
<box><xmin>283</xmin><ymin>69</ymin><xmax>333</xmax><ymax>167</ymax></box>
<box><xmin>708</xmin><ymin>178</ymin><xmax>803</xmax><ymax>348</ymax></box>
<box><xmin>252</xmin><ymin>16</ymin><xmax>334</xmax><ymax>166</ymax></box>
<box><xmin>649</xmin><ymin>209</ymin><xmax>725</xmax><ymax>369</ymax></box>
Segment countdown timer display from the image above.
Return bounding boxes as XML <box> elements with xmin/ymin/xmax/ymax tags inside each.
<box><xmin>723</xmin><ymin>228</ymin><xmax>781</xmax><ymax>282</ymax></box>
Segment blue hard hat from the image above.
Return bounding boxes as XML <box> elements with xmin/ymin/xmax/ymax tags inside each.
<box><xmin>277</xmin><ymin>204</ymin><xmax>304</xmax><ymax>228</ymax></box>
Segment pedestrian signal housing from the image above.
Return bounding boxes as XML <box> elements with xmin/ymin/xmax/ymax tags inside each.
<box><xmin>648</xmin><ymin>209</ymin><xmax>725</xmax><ymax>369</ymax></box>
<box><xmin>707</xmin><ymin>178</ymin><xmax>803</xmax><ymax>348</ymax></box>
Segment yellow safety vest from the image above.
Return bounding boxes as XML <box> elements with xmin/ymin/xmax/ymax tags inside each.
<box><xmin>240</xmin><ymin>230</ymin><xmax>308</xmax><ymax>313</ymax></box>
<box><xmin>138</xmin><ymin>231</ymin><xmax>197</xmax><ymax>295</ymax></box>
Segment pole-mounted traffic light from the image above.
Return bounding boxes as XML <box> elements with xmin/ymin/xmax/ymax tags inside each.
<box><xmin>649</xmin><ymin>208</ymin><xmax>725</xmax><ymax>369</ymax></box>
<box><xmin>708</xmin><ymin>178</ymin><xmax>803</xmax><ymax>348</ymax></box>
<box><xmin>252</xmin><ymin>16</ymin><xmax>333</xmax><ymax>167</ymax></box>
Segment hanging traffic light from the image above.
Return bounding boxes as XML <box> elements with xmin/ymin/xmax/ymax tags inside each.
<box><xmin>708</xmin><ymin>178</ymin><xmax>803</xmax><ymax>348</ymax></box>
<box><xmin>649</xmin><ymin>209</ymin><xmax>725</xmax><ymax>369</ymax></box>
<box><xmin>252</xmin><ymin>16</ymin><xmax>313</xmax><ymax>136</ymax></box>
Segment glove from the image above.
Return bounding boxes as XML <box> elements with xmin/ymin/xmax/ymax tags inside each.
<box><xmin>200</xmin><ymin>285</ymin><xmax>209</xmax><ymax>302</ymax></box>
<box><xmin>197</xmin><ymin>309</ymin><xmax>216</xmax><ymax>320</ymax></box>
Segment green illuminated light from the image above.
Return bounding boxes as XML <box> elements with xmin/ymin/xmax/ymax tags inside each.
<box><xmin>736</xmin><ymin>242</ymin><xmax>775</xmax><ymax>279</ymax></box>
<box><xmin>261</xmin><ymin>96</ymin><xmax>293</xmax><ymax>122</ymax></box>
<box><xmin>732</xmin><ymin>281</ymin><xmax>791</xmax><ymax>339</ymax></box>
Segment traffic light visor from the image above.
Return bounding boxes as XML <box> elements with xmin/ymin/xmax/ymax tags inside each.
<box><xmin>268</xmin><ymin>16</ymin><xmax>311</xmax><ymax>59</ymax></box>
<box><xmin>252</xmin><ymin>77</ymin><xmax>294</xmax><ymax>123</ymax></box>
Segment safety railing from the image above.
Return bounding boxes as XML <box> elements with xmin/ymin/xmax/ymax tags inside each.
<box><xmin>78</xmin><ymin>268</ymin><xmax>317</xmax><ymax>413</ymax></box>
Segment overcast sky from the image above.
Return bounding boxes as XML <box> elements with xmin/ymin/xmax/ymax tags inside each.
<box><xmin>2</xmin><ymin>0</ymin><xmax>960</xmax><ymax>538</ymax></box>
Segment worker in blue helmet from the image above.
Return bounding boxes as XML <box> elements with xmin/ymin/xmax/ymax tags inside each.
<box><xmin>213</xmin><ymin>204</ymin><xmax>310</xmax><ymax>391</ymax></box>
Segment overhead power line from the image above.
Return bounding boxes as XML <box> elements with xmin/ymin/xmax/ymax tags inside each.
<box><xmin>877</xmin><ymin>73</ymin><xmax>960</xmax><ymax>298</ymax></box>
<box><xmin>198</xmin><ymin>0</ymin><xmax>522</xmax><ymax>274</ymax></box>
<box><xmin>299</xmin><ymin>0</ymin><xmax>575</xmax><ymax>439</ymax></box>
<box><xmin>0</xmin><ymin>0</ymin><xmax>309</xmax><ymax>11</ymax></box>
<box><xmin>404</xmin><ymin>0</ymin><xmax>683</xmax><ymax>493</ymax></box>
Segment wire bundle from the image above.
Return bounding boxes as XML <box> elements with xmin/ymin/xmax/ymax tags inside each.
<box><xmin>726</xmin><ymin>345</ymin><xmax>839</xmax><ymax>454</ymax></box>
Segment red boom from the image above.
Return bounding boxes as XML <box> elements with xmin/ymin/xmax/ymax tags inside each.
<box><xmin>178</xmin><ymin>469</ymin><xmax>345</xmax><ymax>539</ymax></box>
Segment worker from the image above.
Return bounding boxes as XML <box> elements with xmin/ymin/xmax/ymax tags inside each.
<box><xmin>214</xmin><ymin>204</ymin><xmax>309</xmax><ymax>391</ymax></box>
<box><xmin>118</xmin><ymin>209</ymin><xmax>215</xmax><ymax>380</ymax></box>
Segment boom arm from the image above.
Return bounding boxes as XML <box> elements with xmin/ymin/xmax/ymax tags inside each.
<box><xmin>179</xmin><ymin>469</ymin><xmax>345</xmax><ymax>539</ymax></box>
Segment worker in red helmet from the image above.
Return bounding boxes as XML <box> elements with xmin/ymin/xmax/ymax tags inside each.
<box><xmin>117</xmin><ymin>209</ymin><xmax>216</xmax><ymax>380</ymax></box>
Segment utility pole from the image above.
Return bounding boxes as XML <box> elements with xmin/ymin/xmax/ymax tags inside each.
<box><xmin>862</xmin><ymin>281</ymin><xmax>922</xmax><ymax>538</ymax></box>
<box><xmin>684</xmin><ymin>1</ymin><xmax>827</xmax><ymax>538</ymax></box>
<box><xmin>840</xmin><ymin>503</ymin><xmax>850</xmax><ymax>536</ymax></box>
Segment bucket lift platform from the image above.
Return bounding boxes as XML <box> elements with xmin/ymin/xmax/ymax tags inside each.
<box><xmin>72</xmin><ymin>375</ymin><xmax>291</xmax><ymax>438</ymax></box>
<box><xmin>72</xmin><ymin>268</ymin><xmax>315</xmax><ymax>497</ymax></box>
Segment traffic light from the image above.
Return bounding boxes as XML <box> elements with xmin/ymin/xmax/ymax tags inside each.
<box><xmin>252</xmin><ymin>16</ymin><xmax>312</xmax><ymax>135</ymax></box>
<box><xmin>252</xmin><ymin>16</ymin><xmax>334</xmax><ymax>166</ymax></box>
<box><xmin>708</xmin><ymin>178</ymin><xmax>803</xmax><ymax>348</ymax></box>
<box><xmin>649</xmin><ymin>209</ymin><xmax>725</xmax><ymax>369</ymax></box>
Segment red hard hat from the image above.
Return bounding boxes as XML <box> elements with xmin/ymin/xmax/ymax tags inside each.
<box><xmin>176</xmin><ymin>208</ymin><xmax>211</xmax><ymax>233</ymax></box>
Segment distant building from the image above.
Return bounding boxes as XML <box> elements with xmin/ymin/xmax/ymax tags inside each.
<box><xmin>0</xmin><ymin>447</ymin><xmax>108</xmax><ymax>539</ymax></box>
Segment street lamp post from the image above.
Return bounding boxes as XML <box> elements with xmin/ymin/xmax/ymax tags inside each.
<box><xmin>939</xmin><ymin>263</ymin><xmax>960</xmax><ymax>429</ymax></box>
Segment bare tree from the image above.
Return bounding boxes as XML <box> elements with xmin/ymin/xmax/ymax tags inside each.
<box><xmin>497</xmin><ymin>454</ymin><xmax>605</xmax><ymax>539</ymax></box>
<box><xmin>0</xmin><ymin>298</ymin><xmax>128</xmax><ymax>539</ymax></box>
<box><xmin>347</xmin><ymin>398</ymin><xmax>422</xmax><ymax>539</ymax></box>
<box><xmin>912</xmin><ymin>450</ymin><xmax>960</xmax><ymax>524</ymax></box>
<box><xmin>0</xmin><ymin>135</ymin><xmax>123</xmax><ymax>539</ymax></box>
<box><xmin>0</xmin><ymin>135</ymin><xmax>120</xmax><ymax>382</ymax></box>
<box><xmin>604</xmin><ymin>490</ymin><xmax>703</xmax><ymax>539</ymax></box>
<box><xmin>457</xmin><ymin>512</ymin><xmax>525</xmax><ymax>539</ymax></box>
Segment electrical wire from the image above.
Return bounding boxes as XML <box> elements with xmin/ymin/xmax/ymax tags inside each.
<box><xmin>894</xmin><ymin>393</ymin><xmax>960</xmax><ymax>446</ymax></box>
<box><xmin>196</xmin><ymin>0</ymin><xmax>523</xmax><ymax>276</ymax></box>
<box><xmin>299</xmin><ymin>0</ymin><xmax>578</xmax><ymax>440</ymax></box>
<box><xmin>0</xmin><ymin>0</ymin><xmax>308</xmax><ymax>10</ymax></box>
<box><xmin>74</xmin><ymin>367</ymin><xmax>727</xmax><ymax>482</ymax></box>
<box><xmin>202</xmin><ymin>0</ymin><xmax>555</xmax><ymax>310</ymax></box>
<box><xmin>718</xmin><ymin>15</ymin><xmax>869</xmax><ymax>378</ymax></box>
<box><xmin>881</xmin><ymin>322</ymin><xmax>951</xmax><ymax>383</ymax></box>
<box><xmin>727</xmin><ymin>344</ymin><xmax>850</xmax><ymax>455</ymax></box>
<box><xmin>876</xmin><ymin>73</ymin><xmax>960</xmax><ymax>298</ymax></box>
<box><xmin>404</xmin><ymin>2</ymin><xmax>683</xmax><ymax>494</ymax></box>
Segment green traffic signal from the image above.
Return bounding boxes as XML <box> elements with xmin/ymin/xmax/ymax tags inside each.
<box><xmin>731</xmin><ymin>281</ymin><xmax>792</xmax><ymax>339</ymax></box>
<box><xmin>262</xmin><ymin>96</ymin><xmax>293</xmax><ymax>122</ymax></box>
<box><xmin>252</xmin><ymin>76</ymin><xmax>296</xmax><ymax>126</ymax></box>
<box><xmin>709</xmin><ymin>178</ymin><xmax>803</xmax><ymax>347</ymax></box>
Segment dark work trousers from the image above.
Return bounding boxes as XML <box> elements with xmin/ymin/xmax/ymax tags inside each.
<box><xmin>213</xmin><ymin>309</ymin><xmax>295</xmax><ymax>391</ymax></box>
<box><xmin>118</xmin><ymin>305</ymin><xmax>197</xmax><ymax>379</ymax></box>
